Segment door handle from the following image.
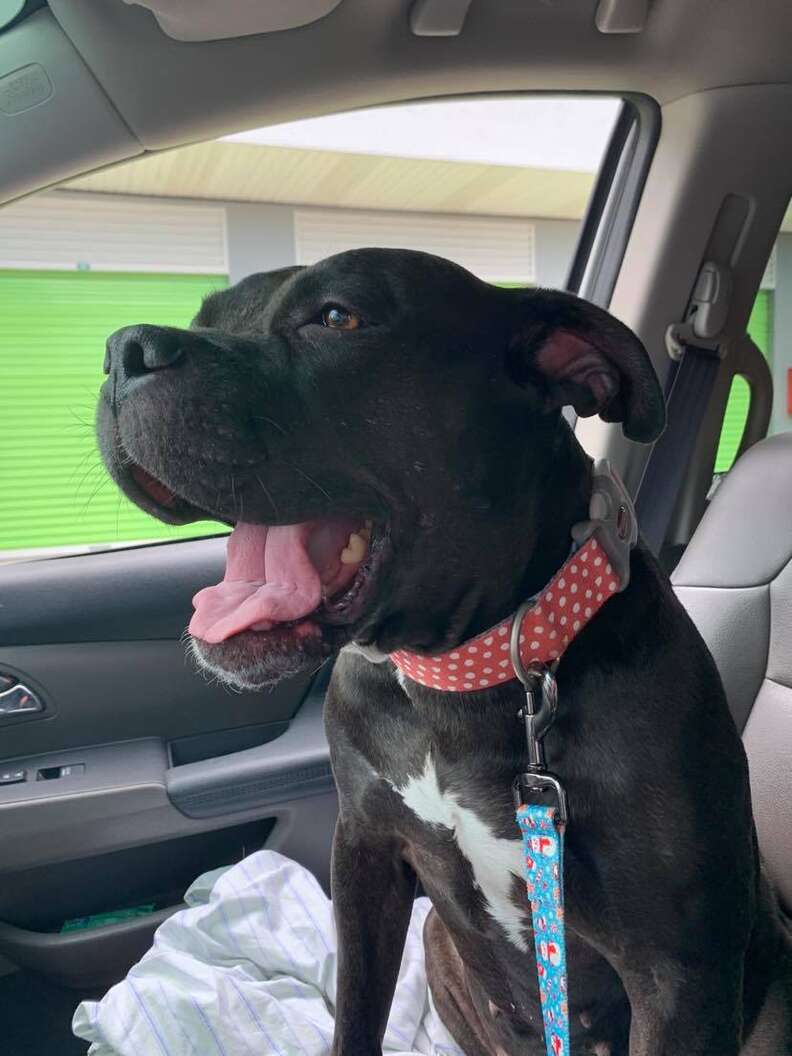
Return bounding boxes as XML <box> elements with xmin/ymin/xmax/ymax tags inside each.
<box><xmin>0</xmin><ymin>678</ymin><xmax>44</xmax><ymax>716</ymax></box>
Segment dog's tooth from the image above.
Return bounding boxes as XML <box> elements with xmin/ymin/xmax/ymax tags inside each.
<box><xmin>340</xmin><ymin>532</ymin><xmax>368</xmax><ymax>564</ymax></box>
<box><xmin>351</xmin><ymin>531</ymin><xmax>369</xmax><ymax>554</ymax></box>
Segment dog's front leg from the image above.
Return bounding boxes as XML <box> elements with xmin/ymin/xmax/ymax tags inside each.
<box><xmin>331</xmin><ymin>815</ymin><xmax>417</xmax><ymax>1056</ymax></box>
<box><xmin>619</xmin><ymin>953</ymin><xmax>743</xmax><ymax>1055</ymax></box>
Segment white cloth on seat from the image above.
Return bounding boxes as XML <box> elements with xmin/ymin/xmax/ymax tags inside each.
<box><xmin>72</xmin><ymin>850</ymin><xmax>462</xmax><ymax>1056</ymax></box>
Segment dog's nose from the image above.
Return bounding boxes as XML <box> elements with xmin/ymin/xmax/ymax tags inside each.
<box><xmin>104</xmin><ymin>325</ymin><xmax>186</xmax><ymax>379</ymax></box>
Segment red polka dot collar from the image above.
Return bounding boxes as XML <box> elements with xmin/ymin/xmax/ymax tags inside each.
<box><xmin>390</xmin><ymin>460</ymin><xmax>636</xmax><ymax>693</ymax></box>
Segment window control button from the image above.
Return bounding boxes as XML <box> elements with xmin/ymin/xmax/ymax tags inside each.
<box><xmin>37</xmin><ymin>763</ymin><xmax>85</xmax><ymax>781</ymax></box>
<box><xmin>59</xmin><ymin>763</ymin><xmax>85</xmax><ymax>778</ymax></box>
<box><xmin>0</xmin><ymin>768</ymin><xmax>26</xmax><ymax>785</ymax></box>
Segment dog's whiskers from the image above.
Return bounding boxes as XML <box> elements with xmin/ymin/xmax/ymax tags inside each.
<box><xmin>292</xmin><ymin>464</ymin><xmax>333</xmax><ymax>503</ymax></box>
<box><xmin>79</xmin><ymin>471</ymin><xmax>112</xmax><ymax>517</ymax></box>
<box><xmin>255</xmin><ymin>474</ymin><xmax>280</xmax><ymax>519</ymax></box>
<box><xmin>69</xmin><ymin>451</ymin><xmax>103</xmax><ymax>488</ymax></box>
<box><xmin>253</xmin><ymin>415</ymin><xmax>288</xmax><ymax>437</ymax></box>
<box><xmin>229</xmin><ymin>471</ymin><xmax>245</xmax><ymax>521</ymax></box>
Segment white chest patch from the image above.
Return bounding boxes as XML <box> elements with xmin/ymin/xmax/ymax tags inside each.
<box><xmin>391</xmin><ymin>754</ymin><xmax>528</xmax><ymax>952</ymax></box>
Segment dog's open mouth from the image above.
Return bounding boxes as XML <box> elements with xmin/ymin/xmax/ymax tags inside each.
<box><xmin>189</xmin><ymin>518</ymin><xmax>377</xmax><ymax>643</ymax></box>
<box><xmin>128</xmin><ymin>462</ymin><xmax>384</xmax><ymax>645</ymax></box>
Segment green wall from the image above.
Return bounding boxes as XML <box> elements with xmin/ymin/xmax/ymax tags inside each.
<box><xmin>0</xmin><ymin>270</ymin><xmax>228</xmax><ymax>551</ymax></box>
<box><xmin>0</xmin><ymin>271</ymin><xmax>773</xmax><ymax>551</ymax></box>
<box><xmin>714</xmin><ymin>290</ymin><xmax>773</xmax><ymax>472</ymax></box>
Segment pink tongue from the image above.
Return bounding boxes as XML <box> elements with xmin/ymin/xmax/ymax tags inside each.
<box><xmin>189</xmin><ymin>520</ymin><xmax>360</xmax><ymax>644</ymax></box>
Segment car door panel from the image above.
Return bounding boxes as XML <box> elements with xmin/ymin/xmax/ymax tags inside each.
<box><xmin>0</xmin><ymin>537</ymin><xmax>316</xmax><ymax>760</ymax></box>
<box><xmin>0</xmin><ymin>675</ymin><xmax>334</xmax><ymax>871</ymax></box>
<box><xmin>0</xmin><ymin>639</ymin><xmax>304</xmax><ymax>758</ymax></box>
<box><xmin>0</xmin><ymin>818</ymin><xmax>274</xmax><ymax>988</ymax></box>
<box><xmin>0</xmin><ymin>539</ymin><xmax>338</xmax><ymax>987</ymax></box>
<box><xmin>2</xmin><ymin>536</ymin><xmax>229</xmax><ymax>645</ymax></box>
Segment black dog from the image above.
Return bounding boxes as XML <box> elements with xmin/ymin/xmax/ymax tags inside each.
<box><xmin>99</xmin><ymin>250</ymin><xmax>791</xmax><ymax>1055</ymax></box>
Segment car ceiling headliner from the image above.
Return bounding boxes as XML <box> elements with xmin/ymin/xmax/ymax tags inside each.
<box><xmin>46</xmin><ymin>0</ymin><xmax>792</xmax><ymax>152</ymax></box>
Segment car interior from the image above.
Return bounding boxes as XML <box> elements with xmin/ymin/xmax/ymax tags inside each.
<box><xmin>1</xmin><ymin>1</ymin><xmax>791</xmax><ymax>1052</ymax></box>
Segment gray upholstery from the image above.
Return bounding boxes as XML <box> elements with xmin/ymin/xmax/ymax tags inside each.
<box><xmin>673</xmin><ymin>432</ymin><xmax>792</xmax><ymax>912</ymax></box>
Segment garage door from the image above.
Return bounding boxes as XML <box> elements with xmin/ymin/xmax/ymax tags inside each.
<box><xmin>0</xmin><ymin>270</ymin><xmax>228</xmax><ymax>553</ymax></box>
<box><xmin>295</xmin><ymin>207</ymin><xmax>536</xmax><ymax>283</ymax></box>
<box><xmin>0</xmin><ymin>194</ymin><xmax>227</xmax><ymax>274</ymax></box>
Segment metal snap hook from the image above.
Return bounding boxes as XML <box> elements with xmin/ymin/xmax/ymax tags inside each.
<box><xmin>509</xmin><ymin>601</ymin><xmax>560</xmax><ymax>774</ymax></box>
<box><xmin>509</xmin><ymin>605</ymin><xmax>568</xmax><ymax>826</ymax></box>
<box><xmin>510</xmin><ymin>602</ymin><xmax>559</xmax><ymax>741</ymax></box>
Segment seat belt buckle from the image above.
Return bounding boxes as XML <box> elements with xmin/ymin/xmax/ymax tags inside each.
<box><xmin>571</xmin><ymin>459</ymin><xmax>637</xmax><ymax>591</ymax></box>
<box><xmin>666</xmin><ymin>260</ymin><xmax>732</xmax><ymax>361</ymax></box>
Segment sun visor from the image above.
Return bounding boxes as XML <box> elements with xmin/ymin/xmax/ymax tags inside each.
<box><xmin>122</xmin><ymin>0</ymin><xmax>344</xmax><ymax>42</ymax></box>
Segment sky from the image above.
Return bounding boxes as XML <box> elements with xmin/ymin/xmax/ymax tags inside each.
<box><xmin>223</xmin><ymin>97</ymin><xmax>621</xmax><ymax>173</ymax></box>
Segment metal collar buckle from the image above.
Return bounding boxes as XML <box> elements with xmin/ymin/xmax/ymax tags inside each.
<box><xmin>571</xmin><ymin>458</ymin><xmax>637</xmax><ymax>591</ymax></box>
<box><xmin>510</xmin><ymin>608</ymin><xmax>568</xmax><ymax>825</ymax></box>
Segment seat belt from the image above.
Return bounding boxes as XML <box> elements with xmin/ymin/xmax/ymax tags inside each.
<box><xmin>634</xmin><ymin>343</ymin><xmax>721</xmax><ymax>554</ymax></box>
<box><xmin>634</xmin><ymin>260</ymin><xmax>731</xmax><ymax>555</ymax></box>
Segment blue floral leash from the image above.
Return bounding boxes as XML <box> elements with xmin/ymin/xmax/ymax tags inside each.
<box><xmin>506</xmin><ymin>460</ymin><xmax>640</xmax><ymax>1056</ymax></box>
<box><xmin>510</xmin><ymin>618</ymin><xmax>570</xmax><ymax>1056</ymax></box>
<box><xmin>516</xmin><ymin>801</ymin><xmax>569</xmax><ymax>1056</ymax></box>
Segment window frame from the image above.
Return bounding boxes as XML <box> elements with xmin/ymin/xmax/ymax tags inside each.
<box><xmin>0</xmin><ymin>91</ymin><xmax>661</xmax><ymax>562</ymax></box>
<box><xmin>567</xmin><ymin>94</ymin><xmax>661</xmax><ymax>306</ymax></box>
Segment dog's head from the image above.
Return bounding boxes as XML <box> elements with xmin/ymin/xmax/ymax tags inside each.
<box><xmin>98</xmin><ymin>249</ymin><xmax>664</xmax><ymax>688</ymax></box>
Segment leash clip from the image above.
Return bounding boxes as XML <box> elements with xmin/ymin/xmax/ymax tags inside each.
<box><xmin>510</xmin><ymin>612</ymin><xmax>559</xmax><ymax>769</ymax></box>
<box><xmin>513</xmin><ymin>769</ymin><xmax>568</xmax><ymax>826</ymax></box>
<box><xmin>571</xmin><ymin>458</ymin><xmax>637</xmax><ymax>591</ymax></box>
<box><xmin>510</xmin><ymin>618</ymin><xmax>567</xmax><ymax>824</ymax></box>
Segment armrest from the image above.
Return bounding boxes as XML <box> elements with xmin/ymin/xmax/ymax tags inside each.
<box><xmin>166</xmin><ymin>683</ymin><xmax>333</xmax><ymax>818</ymax></box>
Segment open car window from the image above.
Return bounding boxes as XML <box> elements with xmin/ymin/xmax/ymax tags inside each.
<box><xmin>714</xmin><ymin>220</ymin><xmax>792</xmax><ymax>477</ymax></box>
<box><xmin>0</xmin><ymin>95</ymin><xmax>630</xmax><ymax>564</ymax></box>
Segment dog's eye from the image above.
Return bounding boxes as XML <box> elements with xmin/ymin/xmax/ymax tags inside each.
<box><xmin>321</xmin><ymin>305</ymin><xmax>361</xmax><ymax>331</ymax></box>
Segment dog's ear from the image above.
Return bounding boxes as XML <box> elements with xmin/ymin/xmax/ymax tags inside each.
<box><xmin>506</xmin><ymin>289</ymin><xmax>665</xmax><ymax>443</ymax></box>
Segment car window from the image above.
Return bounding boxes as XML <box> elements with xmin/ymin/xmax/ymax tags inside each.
<box><xmin>713</xmin><ymin>211</ymin><xmax>792</xmax><ymax>481</ymax></box>
<box><xmin>0</xmin><ymin>96</ymin><xmax>627</xmax><ymax>563</ymax></box>
<box><xmin>714</xmin><ymin>245</ymin><xmax>783</xmax><ymax>472</ymax></box>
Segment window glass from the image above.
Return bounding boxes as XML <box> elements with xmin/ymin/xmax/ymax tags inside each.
<box><xmin>714</xmin><ymin>375</ymin><xmax>751</xmax><ymax>474</ymax></box>
<box><xmin>714</xmin><ymin>291</ymin><xmax>774</xmax><ymax>472</ymax></box>
<box><xmin>0</xmin><ymin>271</ymin><xmax>227</xmax><ymax>555</ymax></box>
<box><xmin>714</xmin><ymin>220</ymin><xmax>792</xmax><ymax>477</ymax></box>
<box><xmin>0</xmin><ymin>96</ymin><xmax>623</xmax><ymax>562</ymax></box>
